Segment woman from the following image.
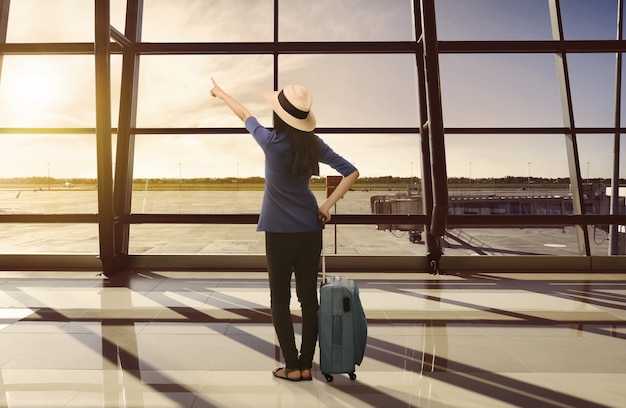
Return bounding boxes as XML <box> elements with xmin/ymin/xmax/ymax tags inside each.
<box><xmin>210</xmin><ymin>78</ymin><xmax>359</xmax><ymax>381</ymax></box>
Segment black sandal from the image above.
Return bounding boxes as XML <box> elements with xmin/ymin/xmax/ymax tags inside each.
<box><xmin>272</xmin><ymin>367</ymin><xmax>301</xmax><ymax>382</ymax></box>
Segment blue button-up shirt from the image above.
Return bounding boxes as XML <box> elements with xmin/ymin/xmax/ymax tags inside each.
<box><xmin>245</xmin><ymin>116</ymin><xmax>357</xmax><ymax>232</ymax></box>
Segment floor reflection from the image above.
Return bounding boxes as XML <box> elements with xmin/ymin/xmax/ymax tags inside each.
<box><xmin>0</xmin><ymin>271</ymin><xmax>623</xmax><ymax>407</ymax></box>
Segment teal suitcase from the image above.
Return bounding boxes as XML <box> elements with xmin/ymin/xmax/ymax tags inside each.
<box><xmin>318</xmin><ymin>275</ymin><xmax>367</xmax><ymax>382</ymax></box>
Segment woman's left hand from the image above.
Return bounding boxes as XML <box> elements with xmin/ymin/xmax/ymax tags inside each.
<box><xmin>318</xmin><ymin>209</ymin><xmax>331</xmax><ymax>223</ymax></box>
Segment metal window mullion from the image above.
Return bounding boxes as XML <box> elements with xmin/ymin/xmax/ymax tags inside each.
<box><xmin>95</xmin><ymin>0</ymin><xmax>116</xmax><ymax>274</ymax></box>
<box><xmin>0</xmin><ymin>0</ymin><xmax>9</xmax><ymax>82</ymax></box>
<box><xmin>107</xmin><ymin>2</ymin><xmax>143</xmax><ymax>385</ymax></box>
<box><xmin>0</xmin><ymin>0</ymin><xmax>8</xmax><ymax>42</ymax></box>
<box><xmin>419</xmin><ymin>0</ymin><xmax>449</xmax><ymax>263</ymax></box>
<box><xmin>113</xmin><ymin>0</ymin><xmax>143</xmax><ymax>260</ymax></box>
<box><xmin>549</xmin><ymin>0</ymin><xmax>591</xmax><ymax>256</ymax></box>
<box><xmin>610</xmin><ymin>0</ymin><xmax>624</xmax><ymax>255</ymax></box>
<box><xmin>413</xmin><ymin>0</ymin><xmax>436</xmax><ymax>257</ymax></box>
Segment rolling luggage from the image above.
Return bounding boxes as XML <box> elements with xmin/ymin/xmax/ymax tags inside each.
<box><xmin>318</xmin><ymin>219</ymin><xmax>367</xmax><ymax>382</ymax></box>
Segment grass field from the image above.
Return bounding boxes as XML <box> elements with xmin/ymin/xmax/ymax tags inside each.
<box><xmin>0</xmin><ymin>179</ymin><xmax>573</xmax><ymax>193</ymax></box>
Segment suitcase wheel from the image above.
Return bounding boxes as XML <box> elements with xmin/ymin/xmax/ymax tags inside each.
<box><xmin>322</xmin><ymin>372</ymin><xmax>356</xmax><ymax>382</ymax></box>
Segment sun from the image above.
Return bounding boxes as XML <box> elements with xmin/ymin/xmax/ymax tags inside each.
<box><xmin>0</xmin><ymin>56</ymin><xmax>66</xmax><ymax>125</ymax></box>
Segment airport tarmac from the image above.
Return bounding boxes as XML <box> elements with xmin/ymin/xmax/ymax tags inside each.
<box><xmin>0</xmin><ymin>189</ymin><xmax>611</xmax><ymax>256</ymax></box>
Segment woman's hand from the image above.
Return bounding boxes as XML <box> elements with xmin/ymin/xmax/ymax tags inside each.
<box><xmin>209</xmin><ymin>77</ymin><xmax>251</xmax><ymax>122</ymax></box>
<box><xmin>318</xmin><ymin>170</ymin><xmax>358</xmax><ymax>225</ymax></box>
<box><xmin>210</xmin><ymin>77</ymin><xmax>225</xmax><ymax>99</ymax></box>
<box><xmin>318</xmin><ymin>208</ymin><xmax>331</xmax><ymax>223</ymax></box>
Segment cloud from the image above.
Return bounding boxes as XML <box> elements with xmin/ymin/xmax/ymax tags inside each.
<box><xmin>141</xmin><ymin>0</ymin><xmax>273</xmax><ymax>42</ymax></box>
<box><xmin>1</xmin><ymin>1</ymin><xmax>623</xmax><ymax>180</ymax></box>
<box><xmin>6</xmin><ymin>0</ymin><xmax>94</xmax><ymax>42</ymax></box>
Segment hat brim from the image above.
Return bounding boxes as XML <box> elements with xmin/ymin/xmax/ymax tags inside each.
<box><xmin>264</xmin><ymin>91</ymin><xmax>316</xmax><ymax>132</ymax></box>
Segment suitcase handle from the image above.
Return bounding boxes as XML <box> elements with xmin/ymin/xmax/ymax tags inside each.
<box><xmin>320</xmin><ymin>214</ymin><xmax>327</xmax><ymax>285</ymax></box>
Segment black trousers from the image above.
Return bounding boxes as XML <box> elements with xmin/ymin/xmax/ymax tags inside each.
<box><xmin>265</xmin><ymin>231</ymin><xmax>322</xmax><ymax>370</ymax></box>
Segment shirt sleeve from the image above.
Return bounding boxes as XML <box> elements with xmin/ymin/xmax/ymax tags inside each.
<box><xmin>245</xmin><ymin>116</ymin><xmax>274</xmax><ymax>150</ymax></box>
<box><xmin>318</xmin><ymin>136</ymin><xmax>358</xmax><ymax>177</ymax></box>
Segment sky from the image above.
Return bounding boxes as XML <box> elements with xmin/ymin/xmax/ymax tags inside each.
<box><xmin>0</xmin><ymin>0</ymin><xmax>624</xmax><ymax>181</ymax></box>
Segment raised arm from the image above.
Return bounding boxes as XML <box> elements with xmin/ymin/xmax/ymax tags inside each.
<box><xmin>210</xmin><ymin>77</ymin><xmax>252</xmax><ymax>122</ymax></box>
<box><xmin>318</xmin><ymin>169</ymin><xmax>359</xmax><ymax>222</ymax></box>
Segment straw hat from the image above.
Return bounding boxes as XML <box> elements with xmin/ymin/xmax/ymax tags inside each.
<box><xmin>264</xmin><ymin>85</ymin><xmax>316</xmax><ymax>132</ymax></box>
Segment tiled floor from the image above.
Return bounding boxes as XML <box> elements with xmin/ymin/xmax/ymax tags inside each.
<box><xmin>0</xmin><ymin>270</ymin><xmax>625</xmax><ymax>407</ymax></box>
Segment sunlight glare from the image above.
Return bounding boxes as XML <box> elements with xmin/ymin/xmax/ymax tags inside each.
<box><xmin>0</xmin><ymin>56</ymin><xmax>66</xmax><ymax>126</ymax></box>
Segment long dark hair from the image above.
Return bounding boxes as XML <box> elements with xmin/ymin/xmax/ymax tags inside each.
<box><xmin>273</xmin><ymin>112</ymin><xmax>320</xmax><ymax>178</ymax></box>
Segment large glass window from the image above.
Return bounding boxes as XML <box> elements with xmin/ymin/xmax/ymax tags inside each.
<box><xmin>0</xmin><ymin>134</ymin><xmax>97</xmax><ymax>205</ymax></box>
<box><xmin>6</xmin><ymin>0</ymin><xmax>95</xmax><ymax>42</ymax></box>
<box><xmin>279</xmin><ymin>0</ymin><xmax>415</xmax><ymax>41</ymax></box>
<box><xmin>435</xmin><ymin>0</ymin><xmax>552</xmax><ymax>41</ymax></box>
<box><xmin>6</xmin><ymin>0</ymin><xmax>128</xmax><ymax>41</ymax></box>
<box><xmin>0</xmin><ymin>56</ymin><xmax>95</xmax><ymax>127</ymax></box>
<box><xmin>141</xmin><ymin>0</ymin><xmax>273</xmax><ymax>42</ymax></box>
<box><xmin>445</xmin><ymin>134</ymin><xmax>569</xmax><ymax>182</ymax></box>
<box><xmin>0</xmin><ymin>55</ymin><xmax>122</xmax><ymax>127</ymax></box>
<box><xmin>136</xmin><ymin>55</ymin><xmax>274</xmax><ymax>128</ymax></box>
<box><xmin>568</xmin><ymin>53</ymin><xmax>618</xmax><ymax>128</ymax></box>
<box><xmin>439</xmin><ymin>54</ymin><xmax>563</xmax><ymax>128</ymax></box>
<box><xmin>132</xmin><ymin>134</ymin><xmax>265</xmax><ymax>181</ymax></box>
<box><xmin>0</xmin><ymin>224</ymin><xmax>99</xmax><ymax>254</ymax></box>
<box><xmin>560</xmin><ymin>0</ymin><xmax>618</xmax><ymax>40</ymax></box>
<box><xmin>279</xmin><ymin>54</ymin><xmax>420</xmax><ymax>128</ymax></box>
<box><xmin>0</xmin><ymin>1</ymin><xmax>624</xmax><ymax>264</ymax></box>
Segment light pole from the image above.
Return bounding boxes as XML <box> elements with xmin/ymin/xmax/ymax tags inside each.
<box><xmin>587</xmin><ymin>161</ymin><xmax>590</xmax><ymax>183</ymax></box>
<box><xmin>527</xmin><ymin>162</ymin><xmax>531</xmax><ymax>187</ymax></box>
<box><xmin>469</xmin><ymin>161</ymin><xmax>472</xmax><ymax>194</ymax></box>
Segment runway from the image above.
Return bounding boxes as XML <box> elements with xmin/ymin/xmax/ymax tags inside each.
<box><xmin>0</xmin><ymin>189</ymin><xmax>611</xmax><ymax>256</ymax></box>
